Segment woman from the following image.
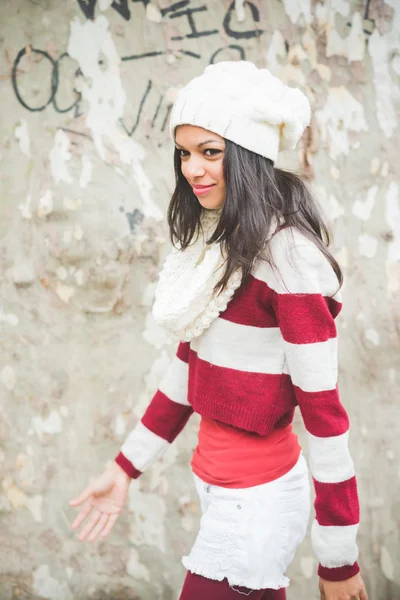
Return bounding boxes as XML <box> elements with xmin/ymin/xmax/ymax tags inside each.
<box><xmin>70</xmin><ymin>61</ymin><xmax>368</xmax><ymax>600</ymax></box>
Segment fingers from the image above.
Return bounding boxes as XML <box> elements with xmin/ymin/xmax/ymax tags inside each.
<box><xmin>78</xmin><ymin>508</ymin><xmax>102</xmax><ymax>542</ymax></box>
<box><xmin>70</xmin><ymin>475</ymin><xmax>114</xmax><ymax>508</ymax></box>
<box><xmin>100</xmin><ymin>513</ymin><xmax>119</xmax><ymax>540</ymax></box>
<box><xmin>87</xmin><ymin>513</ymin><xmax>108</xmax><ymax>542</ymax></box>
<box><xmin>71</xmin><ymin>500</ymin><xmax>93</xmax><ymax>531</ymax></box>
<box><xmin>359</xmin><ymin>589</ymin><xmax>368</xmax><ymax>600</ymax></box>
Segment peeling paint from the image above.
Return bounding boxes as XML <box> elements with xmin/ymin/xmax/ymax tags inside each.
<box><xmin>385</xmin><ymin>182</ymin><xmax>400</xmax><ymax>263</ymax></box>
<box><xmin>37</xmin><ymin>190</ymin><xmax>53</xmax><ymax>219</ymax></box>
<box><xmin>16</xmin><ymin>453</ymin><xmax>35</xmax><ymax>487</ymax></box>
<box><xmin>328</xmin><ymin>193</ymin><xmax>345</xmax><ymax>221</ymax></box>
<box><xmin>330</xmin><ymin>165</ymin><xmax>340</xmax><ymax>180</ymax></box>
<box><xmin>380</xmin><ymin>161</ymin><xmax>389</xmax><ymax>178</ymax></box>
<box><xmin>352</xmin><ymin>186</ymin><xmax>377</xmax><ymax>222</ymax></box>
<box><xmin>365</xmin><ymin>328</ymin><xmax>380</xmax><ymax>346</ymax></box>
<box><xmin>386</xmin><ymin>450</ymin><xmax>395</xmax><ymax>461</ymax></box>
<box><xmin>282</xmin><ymin>0</ymin><xmax>312</xmax><ymax>25</ymax></box>
<box><xmin>370</xmin><ymin>158</ymin><xmax>380</xmax><ymax>176</ymax></box>
<box><xmin>385</xmin><ymin>182</ymin><xmax>400</xmax><ymax>298</ymax></box>
<box><xmin>99</xmin><ymin>0</ymin><xmax>113</xmax><ymax>10</ymax></box>
<box><xmin>142</xmin><ymin>312</ymin><xmax>173</xmax><ymax>350</ymax></box>
<box><xmin>128</xmin><ymin>480</ymin><xmax>166</xmax><ymax>552</ymax></box>
<box><xmin>79</xmin><ymin>155</ymin><xmax>92</xmax><ymax>188</ymax></box>
<box><xmin>56</xmin><ymin>266</ymin><xmax>68</xmax><ymax>281</ymax></box>
<box><xmin>146</xmin><ymin>3</ymin><xmax>162</xmax><ymax>23</ymax></box>
<box><xmin>32</xmin><ymin>410</ymin><xmax>63</xmax><ymax>441</ymax></box>
<box><xmin>64</xmin><ymin>196</ymin><xmax>82</xmax><ymax>210</ymax></box>
<box><xmin>33</xmin><ymin>565</ymin><xmax>73</xmax><ymax>600</ymax></box>
<box><xmin>10</xmin><ymin>262</ymin><xmax>35</xmax><ymax>285</ymax></box>
<box><xmin>266</xmin><ymin>31</ymin><xmax>286</xmax><ymax>75</ymax></box>
<box><xmin>127</xmin><ymin>548</ymin><xmax>150</xmax><ymax>582</ymax></box>
<box><xmin>369</xmin><ymin>27</ymin><xmax>400</xmax><ymax>138</ymax></box>
<box><xmin>60</xmin><ymin>405</ymin><xmax>69</xmax><ymax>417</ymax></box>
<box><xmin>326</xmin><ymin>11</ymin><xmax>365</xmax><ymax>62</ymax></box>
<box><xmin>316</xmin><ymin>87</ymin><xmax>368</xmax><ymax>160</ymax></box>
<box><xmin>0</xmin><ymin>365</ymin><xmax>16</xmax><ymax>391</ymax></box>
<box><xmin>18</xmin><ymin>194</ymin><xmax>32</xmax><ymax>220</ymax></box>
<box><xmin>347</xmin><ymin>13</ymin><xmax>365</xmax><ymax>62</ymax></box>
<box><xmin>235</xmin><ymin>0</ymin><xmax>246</xmax><ymax>23</ymax></box>
<box><xmin>115</xmin><ymin>413</ymin><xmax>127</xmax><ymax>436</ymax></box>
<box><xmin>0</xmin><ymin>312</ymin><xmax>19</xmax><ymax>326</ymax></box>
<box><xmin>74</xmin><ymin>224</ymin><xmax>84</xmax><ymax>240</ymax></box>
<box><xmin>14</xmin><ymin>119</ymin><xmax>31</xmax><ymax>157</ymax></box>
<box><xmin>335</xmin><ymin>246</ymin><xmax>348</xmax><ymax>269</ymax></box>
<box><xmin>2</xmin><ymin>477</ymin><xmax>42</xmax><ymax>522</ymax></box>
<box><xmin>358</xmin><ymin>234</ymin><xmax>378</xmax><ymax>259</ymax></box>
<box><xmin>55</xmin><ymin>282</ymin><xmax>75</xmax><ymax>303</ymax></box>
<box><xmin>67</xmin><ymin>15</ymin><xmax>160</xmax><ymax>220</ymax></box>
<box><xmin>74</xmin><ymin>269</ymin><xmax>85</xmax><ymax>286</ymax></box>
<box><xmin>50</xmin><ymin>130</ymin><xmax>73</xmax><ymax>184</ymax></box>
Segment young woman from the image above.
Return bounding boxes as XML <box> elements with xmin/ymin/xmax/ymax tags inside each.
<box><xmin>70</xmin><ymin>61</ymin><xmax>368</xmax><ymax>600</ymax></box>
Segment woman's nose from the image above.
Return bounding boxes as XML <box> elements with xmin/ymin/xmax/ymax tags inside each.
<box><xmin>185</xmin><ymin>157</ymin><xmax>206</xmax><ymax>179</ymax></box>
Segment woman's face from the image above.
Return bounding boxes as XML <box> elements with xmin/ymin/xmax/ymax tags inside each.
<box><xmin>175</xmin><ymin>125</ymin><xmax>226</xmax><ymax>210</ymax></box>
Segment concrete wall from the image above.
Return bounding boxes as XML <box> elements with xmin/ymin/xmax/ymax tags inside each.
<box><xmin>0</xmin><ymin>1</ymin><xmax>399</xmax><ymax>598</ymax></box>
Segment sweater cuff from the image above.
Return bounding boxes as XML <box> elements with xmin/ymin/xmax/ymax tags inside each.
<box><xmin>115</xmin><ymin>452</ymin><xmax>142</xmax><ymax>479</ymax></box>
<box><xmin>318</xmin><ymin>562</ymin><xmax>360</xmax><ymax>582</ymax></box>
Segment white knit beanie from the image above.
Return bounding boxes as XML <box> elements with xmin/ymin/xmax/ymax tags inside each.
<box><xmin>169</xmin><ymin>61</ymin><xmax>311</xmax><ymax>164</ymax></box>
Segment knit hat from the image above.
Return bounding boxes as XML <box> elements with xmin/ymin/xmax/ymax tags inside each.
<box><xmin>169</xmin><ymin>61</ymin><xmax>311</xmax><ymax>164</ymax></box>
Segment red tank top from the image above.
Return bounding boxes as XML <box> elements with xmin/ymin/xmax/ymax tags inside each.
<box><xmin>191</xmin><ymin>417</ymin><xmax>301</xmax><ymax>489</ymax></box>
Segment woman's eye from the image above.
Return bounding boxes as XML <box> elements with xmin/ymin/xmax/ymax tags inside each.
<box><xmin>204</xmin><ymin>149</ymin><xmax>221</xmax><ymax>156</ymax></box>
<box><xmin>177</xmin><ymin>148</ymin><xmax>221</xmax><ymax>157</ymax></box>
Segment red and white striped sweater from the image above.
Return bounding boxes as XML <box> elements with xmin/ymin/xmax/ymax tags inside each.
<box><xmin>116</xmin><ymin>227</ymin><xmax>360</xmax><ymax>582</ymax></box>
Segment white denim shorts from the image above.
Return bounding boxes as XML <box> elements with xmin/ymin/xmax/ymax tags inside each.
<box><xmin>182</xmin><ymin>453</ymin><xmax>311</xmax><ymax>591</ymax></box>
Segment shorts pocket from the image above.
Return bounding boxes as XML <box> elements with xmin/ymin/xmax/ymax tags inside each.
<box><xmin>277</xmin><ymin>488</ymin><xmax>311</xmax><ymax>570</ymax></box>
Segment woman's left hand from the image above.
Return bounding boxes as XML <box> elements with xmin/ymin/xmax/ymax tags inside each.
<box><xmin>319</xmin><ymin>573</ymin><xmax>368</xmax><ymax>600</ymax></box>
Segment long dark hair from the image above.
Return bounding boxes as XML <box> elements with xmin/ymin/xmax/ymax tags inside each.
<box><xmin>167</xmin><ymin>139</ymin><xmax>343</xmax><ymax>295</ymax></box>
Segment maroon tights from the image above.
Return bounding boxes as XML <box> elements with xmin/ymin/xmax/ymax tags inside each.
<box><xmin>179</xmin><ymin>572</ymin><xmax>287</xmax><ymax>599</ymax></box>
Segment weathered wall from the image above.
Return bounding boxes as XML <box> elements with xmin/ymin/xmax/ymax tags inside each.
<box><xmin>0</xmin><ymin>1</ymin><xmax>399</xmax><ymax>599</ymax></box>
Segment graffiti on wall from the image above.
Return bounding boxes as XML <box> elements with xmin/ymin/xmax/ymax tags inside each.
<box><xmin>11</xmin><ymin>1</ymin><xmax>263</xmax><ymax>139</ymax></box>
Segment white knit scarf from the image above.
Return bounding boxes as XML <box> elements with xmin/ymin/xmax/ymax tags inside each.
<box><xmin>152</xmin><ymin>209</ymin><xmax>282</xmax><ymax>342</ymax></box>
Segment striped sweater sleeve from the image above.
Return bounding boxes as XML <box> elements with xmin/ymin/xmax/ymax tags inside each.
<box><xmin>271</xmin><ymin>232</ymin><xmax>360</xmax><ymax>582</ymax></box>
<box><xmin>115</xmin><ymin>342</ymin><xmax>193</xmax><ymax>478</ymax></box>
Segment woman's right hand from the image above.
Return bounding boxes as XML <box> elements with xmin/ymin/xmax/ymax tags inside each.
<box><xmin>69</xmin><ymin>461</ymin><xmax>131</xmax><ymax>542</ymax></box>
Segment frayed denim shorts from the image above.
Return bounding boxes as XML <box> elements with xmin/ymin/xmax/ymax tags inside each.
<box><xmin>182</xmin><ymin>453</ymin><xmax>310</xmax><ymax>592</ymax></box>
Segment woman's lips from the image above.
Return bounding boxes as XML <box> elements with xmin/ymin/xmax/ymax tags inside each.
<box><xmin>192</xmin><ymin>184</ymin><xmax>215</xmax><ymax>195</ymax></box>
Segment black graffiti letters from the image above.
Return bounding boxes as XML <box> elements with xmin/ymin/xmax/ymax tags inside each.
<box><xmin>223</xmin><ymin>1</ymin><xmax>263</xmax><ymax>40</ymax></box>
<box><xmin>77</xmin><ymin>0</ymin><xmax>152</xmax><ymax>21</ymax></box>
<box><xmin>52</xmin><ymin>53</ymin><xmax>82</xmax><ymax>115</ymax></box>
<box><xmin>120</xmin><ymin>80</ymin><xmax>152</xmax><ymax>137</ymax></box>
<box><xmin>210</xmin><ymin>44</ymin><xmax>246</xmax><ymax>64</ymax></box>
<box><xmin>13</xmin><ymin>0</ymin><xmax>254</xmax><ymax>136</ymax></box>
<box><xmin>76</xmin><ymin>0</ymin><xmax>97</xmax><ymax>19</ymax></box>
<box><xmin>111</xmin><ymin>0</ymin><xmax>131</xmax><ymax>20</ymax></box>
<box><xmin>12</xmin><ymin>47</ymin><xmax>82</xmax><ymax>114</ymax></box>
<box><xmin>120</xmin><ymin>79</ymin><xmax>173</xmax><ymax>136</ymax></box>
<box><xmin>162</xmin><ymin>1</ymin><xmax>219</xmax><ymax>40</ymax></box>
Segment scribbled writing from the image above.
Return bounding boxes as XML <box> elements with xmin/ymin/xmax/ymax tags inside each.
<box><xmin>12</xmin><ymin>0</ymin><xmax>263</xmax><ymax>138</ymax></box>
<box><xmin>12</xmin><ymin>47</ymin><xmax>82</xmax><ymax>115</ymax></box>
